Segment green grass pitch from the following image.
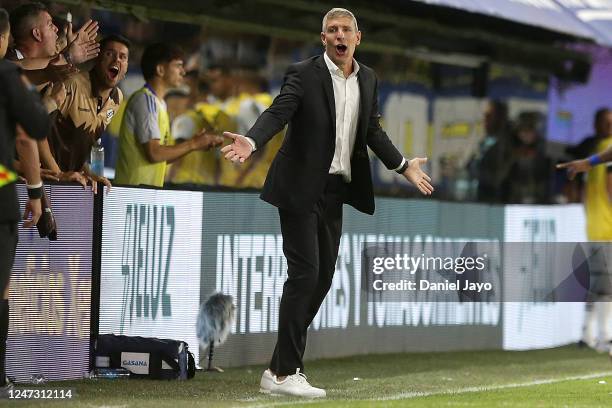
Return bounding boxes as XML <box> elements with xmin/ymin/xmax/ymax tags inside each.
<box><xmin>8</xmin><ymin>346</ymin><xmax>612</xmax><ymax>407</ymax></box>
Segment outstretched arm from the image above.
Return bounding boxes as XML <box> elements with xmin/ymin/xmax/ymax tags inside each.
<box><xmin>143</xmin><ymin>130</ymin><xmax>222</xmax><ymax>164</ymax></box>
<box><xmin>557</xmin><ymin>147</ymin><xmax>612</xmax><ymax>179</ymax></box>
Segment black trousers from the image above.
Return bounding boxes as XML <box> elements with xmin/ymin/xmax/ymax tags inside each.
<box><xmin>270</xmin><ymin>175</ymin><xmax>347</xmax><ymax>376</ymax></box>
<box><xmin>0</xmin><ymin>222</ymin><xmax>18</xmax><ymax>295</ymax></box>
<box><xmin>0</xmin><ymin>222</ymin><xmax>17</xmax><ymax>384</ymax></box>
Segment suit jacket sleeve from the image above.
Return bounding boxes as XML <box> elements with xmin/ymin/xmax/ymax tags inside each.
<box><xmin>366</xmin><ymin>75</ymin><xmax>403</xmax><ymax>170</ymax></box>
<box><xmin>246</xmin><ymin>64</ymin><xmax>303</xmax><ymax>148</ymax></box>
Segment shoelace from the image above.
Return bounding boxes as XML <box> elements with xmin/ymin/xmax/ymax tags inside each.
<box><xmin>287</xmin><ymin>369</ymin><xmax>309</xmax><ymax>386</ymax></box>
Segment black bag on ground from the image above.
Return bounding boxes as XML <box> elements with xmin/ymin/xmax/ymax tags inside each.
<box><xmin>95</xmin><ymin>334</ymin><xmax>195</xmax><ymax>380</ymax></box>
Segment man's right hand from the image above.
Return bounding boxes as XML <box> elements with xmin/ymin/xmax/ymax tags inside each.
<box><xmin>221</xmin><ymin>132</ymin><xmax>254</xmax><ymax>163</ymax></box>
<box><xmin>85</xmin><ymin>173</ymin><xmax>112</xmax><ymax>195</ymax></box>
<box><xmin>191</xmin><ymin>130</ymin><xmax>224</xmax><ymax>151</ymax></box>
<box><xmin>556</xmin><ymin>159</ymin><xmax>591</xmax><ymax>180</ymax></box>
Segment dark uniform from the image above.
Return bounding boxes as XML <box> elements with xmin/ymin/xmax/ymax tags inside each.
<box><xmin>0</xmin><ymin>59</ymin><xmax>50</xmax><ymax>386</ymax></box>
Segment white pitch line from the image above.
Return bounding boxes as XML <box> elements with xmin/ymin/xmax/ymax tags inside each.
<box><xmin>239</xmin><ymin>371</ymin><xmax>612</xmax><ymax>408</ymax></box>
<box><xmin>379</xmin><ymin>371</ymin><xmax>612</xmax><ymax>401</ymax></box>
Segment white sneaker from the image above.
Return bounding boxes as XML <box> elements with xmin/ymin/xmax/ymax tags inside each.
<box><xmin>259</xmin><ymin>369</ymin><xmax>275</xmax><ymax>394</ymax></box>
<box><xmin>594</xmin><ymin>340</ymin><xmax>611</xmax><ymax>353</ymax></box>
<box><xmin>270</xmin><ymin>368</ymin><xmax>326</xmax><ymax>398</ymax></box>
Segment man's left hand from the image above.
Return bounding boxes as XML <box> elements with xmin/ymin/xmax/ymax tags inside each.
<box><xmin>65</xmin><ymin>20</ymin><xmax>100</xmax><ymax>65</ymax></box>
<box><xmin>67</xmin><ymin>20</ymin><xmax>99</xmax><ymax>44</ymax></box>
<box><xmin>402</xmin><ymin>157</ymin><xmax>434</xmax><ymax>195</ymax></box>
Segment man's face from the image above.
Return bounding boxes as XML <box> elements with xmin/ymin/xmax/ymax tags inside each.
<box><xmin>56</xmin><ymin>30</ymin><xmax>67</xmax><ymax>54</ymax></box>
<box><xmin>95</xmin><ymin>41</ymin><xmax>129</xmax><ymax>89</ymax></box>
<box><xmin>321</xmin><ymin>16</ymin><xmax>361</xmax><ymax>69</ymax></box>
<box><xmin>484</xmin><ymin>102</ymin><xmax>503</xmax><ymax>135</ymax></box>
<box><xmin>517</xmin><ymin>128</ymin><xmax>537</xmax><ymax>146</ymax></box>
<box><xmin>206</xmin><ymin>68</ymin><xmax>232</xmax><ymax>100</ymax></box>
<box><xmin>162</xmin><ymin>59</ymin><xmax>185</xmax><ymax>88</ymax></box>
<box><xmin>595</xmin><ymin>112</ymin><xmax>612</xmax><ymax>138</ymax></box>
<box><xmin>35</xmin><ymin>11</ymin><xmax>58</xmax><ymax>57</ymax></box>
<box><xmin>0</xmin><ymin>27</ymin><xmax>9</xmax><ymax>59</ymax></box>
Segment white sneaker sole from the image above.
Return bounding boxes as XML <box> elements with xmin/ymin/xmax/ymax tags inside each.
<box><xmin>269</xmin><ymin>390</ymin><xmax>326</xmax><ymax>398</ymax></box>
<box><xmin>260</xmin><ymin>389</ymin><xmax>285</xmax><ymax>397</ymax></box>
<box><xmin>260</xmin><ymin>388</ymin><xmax>324</xmax><ymax>398</ymax></box>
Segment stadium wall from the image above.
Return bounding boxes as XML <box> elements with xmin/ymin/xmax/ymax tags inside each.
<box><xmin>7</xmin><ymin>185</ymin><xmax>586</xmax><ymax>380</ymax></box>
<box><xmin>7</xmin><ymin>184</ymin><xmax>93</xmax><ymax>383</ymax></box>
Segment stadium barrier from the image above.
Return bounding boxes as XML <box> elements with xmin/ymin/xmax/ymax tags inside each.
<box><xmin>7</xmin><ymin>184</ymin><xmax>586</xmax><ymax>380</ymax></box>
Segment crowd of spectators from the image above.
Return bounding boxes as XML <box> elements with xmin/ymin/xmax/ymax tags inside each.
<box><xmin>463</xmin><ymin>101</ymin><xmax>553</xmax><ymax>204</ymax></box>
<box><xmin>0</xmin><ymin>4</ymin><xmax>304</xmax><ymax>391</ymax></box>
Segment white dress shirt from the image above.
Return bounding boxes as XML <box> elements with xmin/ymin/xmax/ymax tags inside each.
<box><xmin>324</xmin><ymin>53</ymin><xmax>406</xmax><ymax>179</ymax></box>
<box><xmin>246</xmin><ymin>54</ymin><xmax>406</xmax><ymax>177</ymax></box>
<box><xmin>245</xmin><ymin>53</ymin><xmax>360</xmax><ymax>182</ymax></box>
<box><xmin>324</xmin><ymin>52</ymin><xmax>360</xmax><ymax>182</ymax></box>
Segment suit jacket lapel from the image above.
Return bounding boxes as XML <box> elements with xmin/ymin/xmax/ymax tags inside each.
<box><xmin>357</xmin><ymin>66</ymin><xmax>372</xmax><ymax>144</ymax></box>
<box><xmin>315</xmin><ymin>55</ymin><xmax>336</xmax><ymax>133</ymax></box>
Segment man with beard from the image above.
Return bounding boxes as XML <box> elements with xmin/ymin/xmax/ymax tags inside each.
<box><xmin>9</xmin><ymin>2</ymin><xmax>100</xmax><ymax>188</ymax></box>
<box><xmin>42</xmin><ymin>34</ymin><xmax>130</xmax><ymax>192</ymax></box>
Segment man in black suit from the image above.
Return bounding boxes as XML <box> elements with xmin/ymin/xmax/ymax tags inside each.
<box><xmin>222</xmin><ymin>7</ymin><xmax>433</xmax><ymax>398</ymax></box>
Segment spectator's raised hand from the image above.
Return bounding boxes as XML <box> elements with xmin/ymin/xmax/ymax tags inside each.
<box><xmin>65</xmin><ymin>20</ymin><xmax>100</xmax><ymax>65</ymax></box>
<box><xmin>67</xmin><ymin>36</ymin><xmax>100</xmax><ymax>65</ymax></box>
<box><xmin>68</xmin><ymin>20</ymin><xmax>99</xmax><ymax>44</ymax></box>
<box><xmin>221</xmin><ymin>131</ymin><xmax>253</xmax><ymax>163</ymax></box>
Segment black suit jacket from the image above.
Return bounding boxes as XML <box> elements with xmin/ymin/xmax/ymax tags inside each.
<box><xmin>246</xmin><ymin>55</ymin><xmax>403</xmax><ymax>215</ymax></box>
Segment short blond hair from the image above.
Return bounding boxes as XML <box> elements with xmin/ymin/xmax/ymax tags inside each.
<box><xmin>322</xmin><ymin>8</ymin><xmax>358</xmax><ymax>32</ymax></box>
